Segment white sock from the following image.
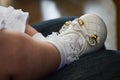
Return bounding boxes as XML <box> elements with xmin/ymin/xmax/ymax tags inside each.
<box><xmin>45</xmin><ymin>32</ymin><xmax>83</xmax><ymax>69</ymax></box>
<box><xmin>32</xmin><ymin>33</ymin><xmax>46</xmax><ymax>41</ymax></box>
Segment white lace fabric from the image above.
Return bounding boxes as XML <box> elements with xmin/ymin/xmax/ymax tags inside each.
<box><xmin>0</xmin><ymin>6</ymin><xmax>29</xmax><ymax>32</ymax></box>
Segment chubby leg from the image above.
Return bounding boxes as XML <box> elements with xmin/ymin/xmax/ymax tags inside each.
<box><xmin>0</xmin><ymin>29</ymin><xmax>60</xmax><ymax>80</ymax></box>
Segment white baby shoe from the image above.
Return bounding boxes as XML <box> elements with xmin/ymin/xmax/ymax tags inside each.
<box><xmin>0</xmin><ymin>6</ymin><xmax>29</xmax><ymax>32</ymax></box>
<box><xmin>46</xmin><ymin>14</ymin><xmax>107</xmax><ymax>68</ymax></box>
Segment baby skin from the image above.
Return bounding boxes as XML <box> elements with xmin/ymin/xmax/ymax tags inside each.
<box><xmin>0</xmin><ymin>24</ymin><xmax>61</xmax><ymax>80</ymax></box>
